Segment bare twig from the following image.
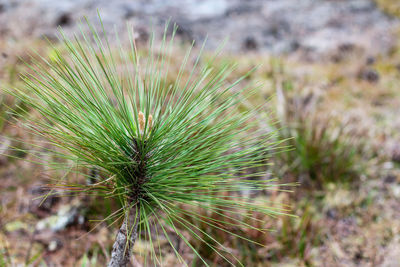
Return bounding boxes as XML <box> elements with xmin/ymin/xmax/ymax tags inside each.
<box><xmin>108</xmin><ymin>203</ymin><xmax>140</xmax><ymax>267</ymax></box>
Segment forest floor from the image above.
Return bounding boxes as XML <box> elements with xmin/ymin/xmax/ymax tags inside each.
<box><xmin>1</xmin><ymin>1</ymin><xmax>400</xmax><ymax>266</ymax></box>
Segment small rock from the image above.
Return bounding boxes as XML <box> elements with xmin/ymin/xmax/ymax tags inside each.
<box><xmin>391</xmin><ymin>185</ymin><xmax>400</xmax><ymax>198</ymax></box>
<box><xmin>174</xmin><ymin>25</ymin><xmax>193</xmax><ymax>43</ymax></box>
<box><xmin>36</xmin><ymin>200</ymin><xmax>83</xmax><ymax>232</ymax></box>
<box><xmin>359</xmin><ymin>69</ymin><xmax>380</xmax><ymax>83</ymax></box>
<box><xmin>185</xmin><ymin>0</ymin><xmax>228</xmax><ymax>20</ymax></box>
<box><xmin>353</xmin><ymin>250</ymin><xmax>364</xmax><ymax>263</ymax></box>
<box><xmin>326</xmin><ymin>208</ymin><xmax>337</xmax><ymax>219</ymax></box>
<box><xmin>384</xmin><ymin>174</ymin><xmax>397</xmax><ymax>184</ymax></box>
<box><xmin>338</xmin><ymin>43</ymin><xmax>356</xmax><ymax>53</ymax></box>
<box><xmin>366</xmin><ymin>56</ymin><xmax>375</xmax><ymax>65</ymax></box>
<box><xmin>243</xmin><ymin>36</ymin><xmax>258</xmax><ymax>51</ymax></box>
<box><xmin>48</xmin><ymin>239</ymin><xmax>62</xmax><ymax>252</ymax></box>
<box><xmin>55</xmin><ymin>13</ymin><xmax>72</xmax><ymax>27</ymax></box>
<box><xmin>383</xmin><ymin>161</ymin><xmax>394</xmax><ymax>170</ymax></box>
<box><xmin>391</xmin><ymin>145</ymin><xmax>400</xmax><ymax>163</ymax></box>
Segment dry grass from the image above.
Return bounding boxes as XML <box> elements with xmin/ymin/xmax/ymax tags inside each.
<box><xmin>376</xmin><ymin>0</ymin><xmax>400</xmax><ymax>18</ymax></box>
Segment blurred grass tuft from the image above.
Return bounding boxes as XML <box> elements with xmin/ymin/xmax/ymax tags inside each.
<box><xmin>272</xmin><ymin>79</ymin><xmax>363</xmax><ymax>186</ymax></box>
<box><xmin>375</xmin><ymin>0</ymin><xmax>400</xmax><ymax>18</ymax></box>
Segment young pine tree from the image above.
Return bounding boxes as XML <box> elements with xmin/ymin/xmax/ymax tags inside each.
<box><xmin>7</xmin><ymin>21</ymin><xmax>290</xmax><ymax>266</ymax></box>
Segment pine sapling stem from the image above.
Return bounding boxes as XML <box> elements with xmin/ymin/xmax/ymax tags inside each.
<box><xmin>108</xmin><ymin>202</ymin><xmax>140</xmax><ymax>267</ymax></box>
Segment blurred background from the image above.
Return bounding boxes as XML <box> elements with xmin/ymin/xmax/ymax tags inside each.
<box><xmin>1</xmin><ymin>0</ymin><xmax>400</xmax><ymax>266</ymax></box>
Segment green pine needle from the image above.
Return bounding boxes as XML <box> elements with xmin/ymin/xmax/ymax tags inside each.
<box><xmin>5</xmin><ymin>18</ymin><xmax>292</xmax><ymax>266</ymax></box>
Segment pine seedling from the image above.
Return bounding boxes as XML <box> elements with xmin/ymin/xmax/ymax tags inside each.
<box><xmin>6</xmin><ymin>20</ymin><xmax>290</xmax><ymax>266</ymax></box>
